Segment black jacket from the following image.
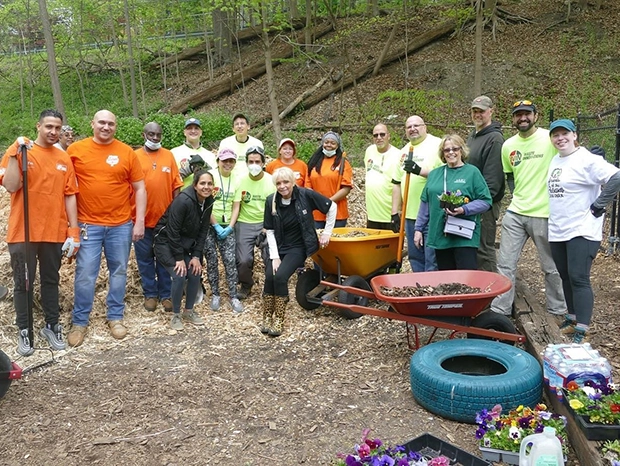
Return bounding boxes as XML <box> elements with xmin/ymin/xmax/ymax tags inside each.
<box><xmin>467</xmin><ymin>121</ymin><xmax>505</xmax><ymax>203</ymax></box>
<box><xmin>154</xmin><ymin>186</ymin><xmax>213</xmax><ymax>267</ymax></box>
<box><xmin>264</xmin><ymin>186</ymin><xmax>331</xmax><ymax>257</ymax></box>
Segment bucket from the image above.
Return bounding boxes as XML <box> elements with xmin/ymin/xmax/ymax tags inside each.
<box><xmin>519</xmin><ymin>426</ymin><xmax>564</xmax><ymax>466</ymax></box>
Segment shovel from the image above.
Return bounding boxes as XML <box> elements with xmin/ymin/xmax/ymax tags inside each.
<box><xmin>395</xmin><ymin>146</ymin><xmax>414</xmax><ymax>272</ymax></box>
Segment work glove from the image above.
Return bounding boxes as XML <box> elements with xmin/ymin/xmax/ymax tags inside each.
<box><xmin>12</xmin><ymin>137</ymin><xmax>33</xmax><ymax>157</ymax></box>
<box><xmin>217</xmin><ymin>226</ymin><xmax>233</xmax><ymax>240</ymax></box>
<box><xmin>403</xmin><ymin>159</ymin><xmax>422</xmax><ymax>175</ymax></box>
<box><xmin>62</xmin><ymin>227</ymin><xmax>81</xmax><ymax>258</ymax></box>
<box><xmin>590</xmin><ymin>203</ymin><xmax>605</xmax><ymax>218</ymax></box>
<box><xmin>212</xmin><ymin>224</ymin><xmax>225</xmax><ymax>236</ymax></box>
<box><xmin>391</xmin><ymin>213</ymin><xmax>401</xmax><ymax>233</ymax></box>
<box><xmin>255</xmin><ymin>231</ymin><xmax>267</xmax><ymax>248</ymax></box>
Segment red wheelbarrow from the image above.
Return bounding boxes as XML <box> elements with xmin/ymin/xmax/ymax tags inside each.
<box><xmin>313</xmin><ymin>270</ymin><xmax>525</xmax><ymax>348</ymax></box>
<box><xmin>0</xmin><ymin>350</ymin><xmax>23</xmax><ymax>400</ymax></box>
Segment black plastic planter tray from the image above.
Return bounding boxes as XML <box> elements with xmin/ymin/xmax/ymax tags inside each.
<box><xmin>403</xmin><ymin>433</ymin><xmax>490</xmax><ymax>466</ymax></box>
<box><xmin>562</xmin><ymin>389</ymin><xmax>620</xmax><ymax>440</ymax></box>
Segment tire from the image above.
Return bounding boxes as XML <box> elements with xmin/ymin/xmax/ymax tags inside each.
<box><xmin>337</xmin><ymin>275</ymin><xmax>372</xmax><ymax>320</ymax></box>
<box><xmin>295</xmin><ymin>269</ymin><xmax>321</xmax><ymax>310</ymax></box>
<box><xmin>0</xmin><ymin>349</ymin><xmax>14</xmax><ymax>399</ymax></box>
<box><xmin>409</xmin><ymin>339</ymin><xmax>542</xmax><ymax>423</ymax></box>
<box><xmin>467</xmin><ymin>311</ymin><xmax>517</xmax><ymax>343</ymax></box>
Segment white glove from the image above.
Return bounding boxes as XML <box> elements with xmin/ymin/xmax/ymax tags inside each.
<box><xmin>62</xmin><ymin>227</ymin><xmax>81</xmax><ymax>258</ymax></box>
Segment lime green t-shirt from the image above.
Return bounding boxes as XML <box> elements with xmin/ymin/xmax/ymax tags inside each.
<box><xmin>211</xmin><ymin>169</ymin><xmax>242</xmax><ymax>224</ymax></box>
<box><xmin>502</xmin><ymin>128</ymin><xmax>556</xmax><ymax>217</ymax></box>
<box><xmin>218</xmin><ymin>135</ymin><xmax>264</xmax><ymax>177</ymax></box>
<box><xmin>237</xmin><ymin>172</ymin><xmax>275</xmax><ymax>224</ymax></box>
<box><xmin>364</xmin><ymin>144</ymin><xmax>402</xmax><ymax>223</ymax></box>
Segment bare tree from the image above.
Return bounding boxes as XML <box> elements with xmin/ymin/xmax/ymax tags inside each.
<box><xmin>123</xmin><ymin>0</ymin><xmax>139</xmax><ymax>117</ymax></box>
<box><xmin>38</xmin><ymin>0</ymin><xmax>65</xmax><ymax>115</ymax></box>
<box><xmin>473</xmin><ymin>0</ymin><xmax>482</xmax><ymax>96</ymax></box>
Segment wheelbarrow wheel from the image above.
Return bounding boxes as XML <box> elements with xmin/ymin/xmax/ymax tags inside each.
<box><xmin>338</xmin><ymin>275</ymin><xmax>372</xmax><ymax>320</ymax></box>
<box><xmin>467</xmin><ymin>311</ymin><xmax>517</xmax><ymax>344</ymax></box>
<box><xmin>0</xmin><ymin>350</ymin><xmax>14</xmax><ymax>399</ymax></box>
<box><xmin>295</xmin><ymin>269</ymin><xmax>321</xmax><ymax>310</ymax></box>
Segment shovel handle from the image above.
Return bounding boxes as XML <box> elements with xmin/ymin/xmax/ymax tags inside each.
<box><xmin>396</xmin><ymin>146</ymin><xmax>414</xmax><ymax>268</ymax></box>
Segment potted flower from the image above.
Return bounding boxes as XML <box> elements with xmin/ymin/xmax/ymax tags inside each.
<box><xmin>437</xmin><ymin>190</ymin><xmax>469</xmax><ymax>211</ymax></box>
<box><xmin>564</xmin><ymin>380</ymin><xmax>620</xmax><ymax>440</ymax></box>
<box><xmin>475</xmin><ymin>404</ymin><xmax>568</xmax><ymax>465</ymax></box>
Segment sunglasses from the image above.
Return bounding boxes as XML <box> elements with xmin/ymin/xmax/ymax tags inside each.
<box><xmin>513</xmin><ymin>100</ymin><xmax>533</xmax><ymax>107</ymax></box>
<box><xmin>443</xmin><ymin>147</ymin><xmax>461</xmax><ymax>154</ymax></box>
<box><xmin>373</xmin><ymin>132</ymin><xmax>387</xmax><ymax>138</ymax></box>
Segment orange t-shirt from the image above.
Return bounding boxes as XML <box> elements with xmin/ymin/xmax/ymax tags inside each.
<box><xmin>265</xmin><ymin>158</ymin><xmax>308</xmax><ymax>187</ymax></box>
<box><xmin>0</xmin><ymin>144</ymin><xmax>78</xmax><ymax>243</ymax></box>
<box><xmin>133</xmin><ymin>147</ymin><xmax>183</xmax><ymax>228</ymax></box>
<box><xmin>306</xmin><ymin>157</ymin><xmax>353</xmax><ymax>221</ymax></box>
<box><xmin>68</xmin><ymin>138</ymin><xmax>144</xmax><ymax>226</ymax></box>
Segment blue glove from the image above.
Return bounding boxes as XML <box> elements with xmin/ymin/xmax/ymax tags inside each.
<box><xmin>213</xmin><ymin>224</ymin><xmax>225</xmax><ymax>236</ymax></box>
<box><xmin>218</xmin><ymin>226</ymin><xmax>233</xmax><ymax>240</ymax></box>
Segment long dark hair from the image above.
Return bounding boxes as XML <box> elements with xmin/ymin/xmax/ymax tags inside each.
<box><xmin>307</xmin><ymin>145</ymin><xmax>345</xmax><ymax>175</ymax></box>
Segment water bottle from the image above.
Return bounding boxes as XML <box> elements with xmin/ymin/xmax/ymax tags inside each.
<box><xmin>519</xmin><ymin>426</ymin><xmax>564</xmax><ymax>466</ymax></box>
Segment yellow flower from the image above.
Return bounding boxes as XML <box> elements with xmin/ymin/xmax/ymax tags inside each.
<box><xmin>569</xmin><ymin>399</ymin><xmax>584</xmax><ymax>410</ymax></box>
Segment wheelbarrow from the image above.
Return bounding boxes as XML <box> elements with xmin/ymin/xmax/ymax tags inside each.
<box><xmin>295</xmin><ymin>227</ymin><xmax>401</xmax><ymax>319</ymax></box>
<box><xmin>0</xmin><ymin>350</ymin><xmax>23</xmax><ymax>400</ymax></box>
<box><xmin>320</xmin><ymin>270</ymin><xmax>525</xmax><ymax>348</ymax></box>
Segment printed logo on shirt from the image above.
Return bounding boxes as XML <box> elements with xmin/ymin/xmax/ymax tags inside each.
<box><xmin>294</xmin><ymin>171</ymin><xmax>301</xmax><ymax>179</ymax></box>
<box><xmin>106</xmin><ymin>155</ymin><xmax>120</xmax><ymax>167</ymax></box>
<box><xmin>454</xmin><ymin>178</ymin><xmax>467</xmax><ymax>184</ymax></box>
<box><xmin>212</xmin><ymin>186</ymin><xmax>222</xmax><ymax>199</ymax></box>
<box><xmin>56</xmin><ymin>163</ymin><xmax>68</xmax><ymax>172</ymax></box>
<box><xmin>162</xmin><ymin>166</ymin><xmax>171</xmax><ymax>173</ymax></box>
<box><xmin>548</xmin><ymin>168</ymin><xmax>564</xmax><ymax>198</ymax></box>
<box><xmin>241</xmin><ymin>190</ymin><xmax>252</xmax><ymax>203</ymax></box>
<box><xmin>509</xmin><ymin>150</ymin><xmax>522</xmax><ymax>167</ymax></box>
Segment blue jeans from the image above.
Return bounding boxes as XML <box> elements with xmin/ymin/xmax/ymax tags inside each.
<box><xmin>134</xmin><ymin>227</ymin><xmax>172</xmax><ymax>300</ymax></box>
<box><xmin>72</xmin><ymin>221</ymin><xmax>133</xmax><ymax>326</ymax></box>
<box><xmin>406</xmin><ymin>219</ymin><xmax>437</xmax><ymax>272</ymax></box>
<box><xmin>165</xmin><ymin>255</ymin><xmax>201</xmax><ymax>314</ymax></box>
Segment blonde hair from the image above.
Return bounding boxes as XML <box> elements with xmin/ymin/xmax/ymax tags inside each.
<box><xmin>272</xmin><ymin>167</ymin><xmax>296</xmax><ymax>186</ymax></box>
<box><xmin>439</xmin><ymin>134</ymin><xmax>469</xmax><ymax>163</ymax></box>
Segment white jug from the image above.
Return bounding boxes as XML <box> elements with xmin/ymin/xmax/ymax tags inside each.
<box><xmin>519</xmin><ymin>426</ymin><xmax>564</xmax><ymax>466</ymax></box>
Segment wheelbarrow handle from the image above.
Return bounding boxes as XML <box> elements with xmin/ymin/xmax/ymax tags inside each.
<box><xmin>320</xmin><ymin>280</ymin><xmax>377</xmax><ymax>300</ymax></box>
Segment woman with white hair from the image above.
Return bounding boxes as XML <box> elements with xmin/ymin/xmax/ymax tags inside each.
<box><xmin>262</xmin><ymin>167</ymin><xmax>337</xmax><ymax>337</ymax></box>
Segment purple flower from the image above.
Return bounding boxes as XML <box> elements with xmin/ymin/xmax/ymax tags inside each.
<box><xmin>518</xmin><ymin>416</ymin><xmax>533</xmax><ymax>429</ymax></box>
<box><xmin>475</xmin><ymin>427</ymin><xmax>486</xmax><ymax>439</ymax></box>
<box><xmin>371</xmin><ymin>455</ymin><xmax>395</xmax><ymax>466</ymax></box>
<box><xmin>345</xmin><ymin>455</ymin><xmax>363</xmax><ymax>466</ymax></box>
<box><xmin>396</xmin><ymin>460</ymin><xmax>409</xmax><ymax>466</ymax></box>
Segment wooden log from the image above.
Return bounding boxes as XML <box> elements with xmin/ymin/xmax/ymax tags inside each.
<box><xmin>166</xmin><ymin>22</ymin><xmax>334</xmax><ymax>114</ymax></box>
<box><xmin>514</xmin><ymin>274</ymin><xmax>604</xmax><ymax>466</ymax></box>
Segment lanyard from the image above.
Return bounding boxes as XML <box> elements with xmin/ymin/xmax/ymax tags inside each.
<box><xmin>218</xmin><ymin>170</ymin><xmax>231</xmax><ymax>222</ymax></box>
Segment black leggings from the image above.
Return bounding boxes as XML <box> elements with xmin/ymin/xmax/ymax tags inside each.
<box><xmin>434</xmin><ymin>247</ymin><xmax>478</xmax><ymax>271</ymax></box>
<box><xmin>550</xmin><ymin>237</ymin><xmax>599</xmax><ymax>326</ymax></box>
<box><xmin>264</xmin><ymin>250</ymin><xmax>307</xmax><ymax>297</ymax></box>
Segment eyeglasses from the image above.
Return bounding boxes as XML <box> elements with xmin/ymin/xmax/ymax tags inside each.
<box><xmin>372</xmin><ymin>132</ymin><xmax>387</xmax><ymax>138</ymax></box>
<box><xmin>443</xmin><ymin>147</ymin><xmax>461</xmax><ymax>154</ymax></box>
<box><xmin>513</xmin><ymin>100</ymin><xmax>533</xmax><ymax>107</ymax></box>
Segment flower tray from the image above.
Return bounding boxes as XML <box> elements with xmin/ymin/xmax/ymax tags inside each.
<box><xmin>478</xmin><ymin>447</ymin><xmax>519</xmax><ymax>465</ymax></box>
<box><xmin>403</xmin><ymin>433</ymin><xmax>490</xmax><ymax>466</ymax></box>
<box><xmin>562</xmin><ymin>389</ymin><xmax>620</xmax><ymax>440</ymax></box>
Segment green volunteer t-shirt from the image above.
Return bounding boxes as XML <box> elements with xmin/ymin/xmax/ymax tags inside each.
<box><xmin>364</xmin><ymin>144</ymin><xmax>402</xmax><ymax>223</ymax></box>
<box><xmin>502</xmin><ymin>128</ymin><xmax>556</xmax><ymax>217</ymax></box>
<box><xmin>211</xmin><ymin>170</ymin><xmax>242</xmax><ymax>224</ymax></box>
<box><xmin>237</xmin><ymin>172</ymin><xmax>275</xmax><ymax>224</ymax></box>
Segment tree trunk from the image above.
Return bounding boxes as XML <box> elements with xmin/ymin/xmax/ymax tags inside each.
<box><xmin>261</xmin><ymin>4</ymin><xmax>281</xmax><ymax>143</ymax></box>
<box><xmin>123</xmin><ymin>0</ymin><xmax>139</xmax><ymax>117</ymax></box>
<box><xmin>38</xmin><ymin>0</ymin><xmax>64</xmax><ymax>115</ymax></box>
<box><xmin>372</xmin><ymin>20</ymin><xmax>397</xmax><ymax>77</ymax></box>
<box><xmin>305</xmin><ymin>0</ymin><xmax>313</xmax><ymax>53</ymax></box>
<box><xmin>473</xmin><ymin>0</ymin><xmax>483</xmax><ymax>96</ymax></box>
<box><xmin>212</xmin><ymin>8</ymin><xmax>232</xmax><ymax>64</ymax></box>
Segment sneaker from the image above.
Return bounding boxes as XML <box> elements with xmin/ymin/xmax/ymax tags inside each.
<box><xmin>144</xmin><ymin>297</ymin><xmax>158</xmax><ymax>312</ymax></box>
<box><xmin>67</xmin><ymin>325</ymin><xmax>87</xmax><ymax>347</ymax></box>
<box><xmin>170</xmin><ymin>314</ymin><xmax>184</xmax><ymax>330</ymax></box>
<box><xmin>161</xmin><ymin>298</ymin><xmax>173</xmax><ymax>313</ymax></box>
<box><xmin>559</xmin><ymin>318</ymin><xmax>576</xmax><ymax>335</ymax></box>
<box><xmin>107</xmin><ymin>320</ymin><xmax>127</xmax><ymax>340</ymax></box>
<box><xmin>40</xmin><ymin>323</ymin><xmax>67</xmax><ymax>351</ymax></box>
<box><xmin>17</xmin><ymin>329</ymin><xmax>34</xmax><ymax>356</ymax></box>
<box><xmin>231</xmin><ymin>298</ymin><xmax>245</xmax><ymax>314</ymax></box>
<box><xmin>238</xmin><ymin>285</ymin><xmax>252</xmax><ymax>300</ymax></box>
<box><xmin>573</xmin><ymin>330</ymin><xmax>588</xmax><ymax>344</ymax></box>
<box><xmin>195</xmin><ymin>284</ymin><xmax>205</xmax><ymax>305</ymax></box>
<box><xmin>211</xmin><ymin>295</ymin><xmax>220</xmax><ymax>311</ymax></box>
<box><xmin>181</xmin><ymin>310</ymin><xmax>204</xmax><ymax>325</ymax></box>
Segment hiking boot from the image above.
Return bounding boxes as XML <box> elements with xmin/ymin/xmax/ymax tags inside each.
<box><xmin>231</xmin><ymin>298</ymin><xmax>245</xmax><ymax>314</ymax></box>
<box><xmin>211</xmin><ymin>295</ymin><xmax>220</xmax><ymax>311</ymax></box>
<box><xmin>17</xmin><ymin>329</ymin><xmax>34</xmax><ymax>357</ymax></box>
<box><xmin>170</xmin><ymin>314</ymin><xmax>184</xmax><ymax>330</ymax></box>
<box><xmin>107</xmin><ymin>320</ymin><xmax>127</xmax><ymax>340</ymax></box>
<box><xmin>573</xmin><ymin>330</ymin><xmax>588</xmax><ymax>344</ymax></box>
<box><xmin>67</xmin><ymin>325</ymin><xmax>87</xmax><ymax>347</ymax></box>
<box><xmin>238</xmin><ymin>285</ymin><xmax>252</xmax><ymax>300</ymax></box>
<box><xmin>161</xmin><ymin>298</ymin><xmax>173</xmax><ymax>313</ymax></box>
<box><xmin>182</xmin><ymin>310</ymin><xmax>204</xmax><ymax>325</ymax></box>
<box><xmin>144</xmin><ymin>297</ymin><xmax>158</xmax><ymax>312</ymax></box>
<box><xmin>40</xmin><ymin>323</ymin><xmax>67</xmax><ymax>351</ymax></box>
<box><xmin>559</xmin><ymin>318</ymin><xmax>576</xmax><ymax>335</ymax></box>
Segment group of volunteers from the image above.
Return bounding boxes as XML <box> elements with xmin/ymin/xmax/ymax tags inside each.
<box><xmin>2</xmin><ymin>97</ymin><xmax>618</xmax><ymax>354</ymax></box>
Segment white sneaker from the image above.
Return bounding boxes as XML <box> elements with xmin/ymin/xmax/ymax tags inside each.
<box><xmin>211</xmin><ymin>295</ymin><xmax>220</xmax><ymax>311</ymax></box>
<box><xmin>231</xmin><ymin>298</ymin><xmax>245</xmax><ymax>313</ymax></box>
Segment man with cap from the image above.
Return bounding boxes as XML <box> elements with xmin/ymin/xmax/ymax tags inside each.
<box><xmin>171</xmin><ymin>117</ymin><xmax>216</xmax><ymax>183</ymax></box>
<box><xmin>490</xmin><ymin>100</ymin><xmax>566</xmax><ymax>317</ymax></box>
<box><xmin>54</xmin><ymin>125</ymin><xmax>75</xmax><ymax>151</ymax></box>
<box><xmin>235</xmin><ymin>146</ymin><xmax>275</xmax><ymax>299</ymax></box>
<box><xmin>133</xmin><ymin>122</ymin><xmax>184</xmax><ymax>313</ymax></box>
<box><xmin>466</xmin><ymin>96</ymin><xmax>505</xmax><ymax>272</ymax></box>
<box><xmin>363</xmin><ymin>123</ymin><xmax>402</xmax><ymax>230</ymax></box>
<box><xmin>218</xmin><ymin>113</ymin><xmax>263</xmax><ymax>176</ymax></box>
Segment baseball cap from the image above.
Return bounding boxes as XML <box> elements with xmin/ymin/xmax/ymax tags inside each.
<box><xmin>217</xmin><ymin>148</ymin><xmax>237</xmax><ymax>161</ymax></box>
<box><xmin>549</xmin><ymin>119</ymin><xmax>576</xmax><ymax>133</ymax></box>
<box><xmin>471</xmin><ymin>95</ymin><xmax>493</xmax><ymax>110</ymax></box>
<box><xmin>232</xmin><ymin>113</ymin><xmax>249</xmax><ymax>124</ymax></box>
<box><xmin>278</xmin><ymin>138</ymin><xmax>297</xmax><ymax>152</ymax></box>
<box><xmin>512</xmin><ymin>100</ymin><xmax>537</xmax><ymax>114</ymax></box>
<box><xmin>184</xmin><ymin>118</ymin><xmax>201</xmax><ymax>128</ymax></box>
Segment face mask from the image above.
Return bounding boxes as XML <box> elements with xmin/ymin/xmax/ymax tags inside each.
<box><xmin>145</xmin><ymin>139</ymin><xmax>161</xmax><ymax>151</ymax></box>
<box><xmin>248</xmin><ymin>164</ymin><xmax>263</xmax><ymax>177</ymax></box>
<box><xmin>323</xmin><ymin>148</ymin><xmax>337</xmax><ymax>157</ymax></box>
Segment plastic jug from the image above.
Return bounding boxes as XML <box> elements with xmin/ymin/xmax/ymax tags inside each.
<box><xmin>519</xmin><ymin>426</ymin><xmax>564</xmax><ymax>466</ymax></box>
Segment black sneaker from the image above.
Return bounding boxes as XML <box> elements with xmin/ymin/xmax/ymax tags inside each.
<box><xmin>40</xmin><ymin>323</ymin><xmax>67</xmax><ymax>351</ymax></box>
<box><xmin>17</xmin><ymin>329</ymin><xmax>34</xmax><ymax>356</ymax></box>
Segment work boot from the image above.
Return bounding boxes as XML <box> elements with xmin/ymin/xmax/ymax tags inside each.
<box><xmin>161</xmin><ymin>298</ymin><xmax>173</xmax><ymax>313</ymax></box>
<box><xmin>231</xmin><ymin>298</ymin><xmax>245</xmax><ymax>314</ymax></box>
<box><xmin>17</xmin><ymin>329</ymin><xmax>35</xmax><ymax>357</ymax></box>
<box><xmin>261</xmin><ymin>294</ymin><xmax>275</xmax><ymax>334</ymax></box>
<box><xmin>211</xmin><ymin>295</ymin><xmax>220</xmax><ymax>311</ymax></box>
<box><xmin>559</xmin><ymin>318</ymin><xmax>576</xmax><ymax>335</ymax></box>
<box><xmin>67</xmin><ymin>325</ymin><xmax>87</xmax><ymax>347</ymax></box>
<box><xmin>269</xmin><ymin>296</ymin><xmax>288</xmax><ymax>337</ymax></box>
<box><xmin>238</xmin><ymin>284</ymin><xmax>252</xmax><ymax>300</ymax></box>
<box><xmin>144</xmin><ymin>297</ymin><xmax>158</xmax><ymax>312</ymax></box>
<box><xmin>107</xmin><ymin>320</ymin><xmax>127</xmax><ymax>340</ymax></box>
<box><xmin>40</xmin><ymin>323</ymin><xmax>67</xmax><ymax>351</ymax></box>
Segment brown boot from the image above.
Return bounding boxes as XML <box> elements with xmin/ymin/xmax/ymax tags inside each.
<box><xmin>269</xmin><ymin>296</ymin><xmax>288</xmax><ymax>337</ymax></box>
<box><xmin>261</xmin><ymin>294</ymin><xmax>275</xmax><ymax>334</ymax></box>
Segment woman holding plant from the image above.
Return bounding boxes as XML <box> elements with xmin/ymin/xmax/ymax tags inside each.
<box><xmin>414</xmin><ymin>134</ymin><xmax>492</xmax><ymax>270</ymax></box>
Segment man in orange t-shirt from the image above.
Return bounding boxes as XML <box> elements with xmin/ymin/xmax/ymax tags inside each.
<box><xmin>133</xmin><ymin>122</ymin><xmax>183</xmax><ymax>313</ymax></box>
<box><xmin>66</xmin><ymin>109</ymin><xmax>146</xmax><ymax>347</ymax></box>
<box><xmin>0</xmin><ymin>109</ymin><xmax>79</xmax><ymax>356</ymax></box>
